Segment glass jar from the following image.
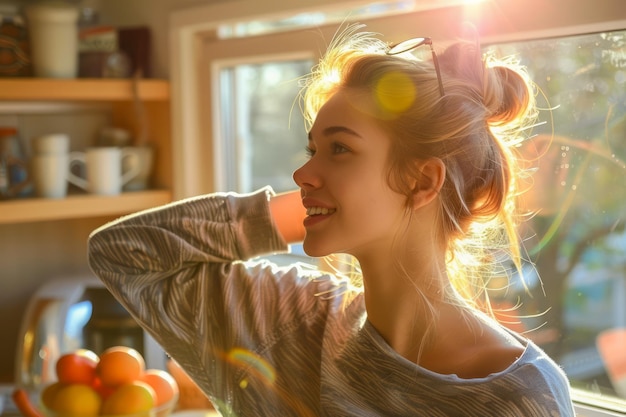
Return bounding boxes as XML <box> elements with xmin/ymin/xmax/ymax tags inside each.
<box><xmin>0</xmin><ymin>127</ymin><xmax>32</xmax><ymax>199</ymax></box>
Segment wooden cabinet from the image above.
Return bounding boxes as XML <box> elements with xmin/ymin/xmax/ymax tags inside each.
<box><xmin>0</xmin><ymin>78</ymin><xmax>173</xmax><ymax>223</ymax></box>
<box><xmin>0</xmin><ymin>78</ymin><xmax>173</xmax><ymax>382</ymax></box>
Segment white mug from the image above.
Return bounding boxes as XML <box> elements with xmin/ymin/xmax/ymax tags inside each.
<box><xmin>32</xmin><ymin>133</ymin><xmax>70</xmax><ymax>155</ymax></box>
<box><xmin>32</xmin><ymin>153</ymin><xmax>69</xmax><ymax>199</ymax></box>
<box><xmin>67</xmin><ymin>147</ymin><xmax>140</xmax><ymax>195</ymax></box>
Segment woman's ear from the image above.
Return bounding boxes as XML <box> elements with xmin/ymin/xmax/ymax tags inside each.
<box><xmin>410</xmin><ymin>158</ymin><xmax>446</xmax><ymax>210</ymax></box>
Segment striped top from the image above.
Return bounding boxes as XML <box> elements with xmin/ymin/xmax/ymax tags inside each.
<box><xmin>88</xmin><ymin>187</ymin><xmax>576</xmax><ymax>416</ymax></box>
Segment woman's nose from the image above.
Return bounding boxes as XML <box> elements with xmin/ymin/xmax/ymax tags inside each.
<box><xmin>293</xmin><ymin>159</ymin><xmax>321</xmax><ymax>190</ymax></box>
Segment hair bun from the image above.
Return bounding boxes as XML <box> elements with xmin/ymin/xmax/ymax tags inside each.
<box><xmin>483</xmin><ymin>65</ymin><xmax>532</xmax><ymax>126</ymax></box>
<box><xmin>438</xmin><ymin>41</ymin><xmax>534</xmax><ymax>127</ymax></box>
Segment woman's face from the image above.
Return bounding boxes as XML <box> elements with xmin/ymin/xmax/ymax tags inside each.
<box><xmin>293</xmin><ymin>89</ymin><xmax>410</xmax><ymax>259</ymax></box>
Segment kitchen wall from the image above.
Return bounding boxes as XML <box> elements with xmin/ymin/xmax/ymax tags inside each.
<box><xmin>0</xmin><ymin>0</ymin><xmax>227</xmax><ymax>384</ymax></box>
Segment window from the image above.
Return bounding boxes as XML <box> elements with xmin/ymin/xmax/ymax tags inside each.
<box><xmin>206</xmin><ymin>27</ymin><xmax>339</xmax><ymax>264</ymax></box>
<box><xmin>216</xmin><ymin>59</ymin><xmax>312</xmax><ymax>193</ymax></box>
<box><xmin>213</xmin><ymin>27</ymin><xmax>626</xmax><ymax>411</ymax></box>
<box><xmin>171</xmin><ymin>1</ymin><xmax>626</xmax><ymax>413</ymax></box>
<box><xmin>214</xmin><ymin>27</ymin><xmax>626</xmax><ymax>408</ymax></box>
<box><xmin>484</xmin><ymin>30</ymin><xmax>626</xmax><ymax>406</ymax></box>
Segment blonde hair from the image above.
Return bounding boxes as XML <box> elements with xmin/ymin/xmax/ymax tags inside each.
<box><xmin>301</xmin><ymin>24</ymin><xmax>537</xmax><ymax>311</ymax></box>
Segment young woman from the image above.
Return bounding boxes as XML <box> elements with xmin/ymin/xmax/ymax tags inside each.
<box><xmin>88</xmin><ymin>25</ymin><xmax>575</xmax><ymax>416</ymax></box>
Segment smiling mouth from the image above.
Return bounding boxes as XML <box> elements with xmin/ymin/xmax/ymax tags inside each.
<box><xmin>306</xmin><ymin>207</ymin><xmax>336</xmax><ymax>216</ymax></box>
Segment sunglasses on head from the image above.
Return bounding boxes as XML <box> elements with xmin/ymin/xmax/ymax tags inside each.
<box><xmin>386</xmin><ymin>37</ymin><xmax>445</xmax><ymax>97</ymax></box>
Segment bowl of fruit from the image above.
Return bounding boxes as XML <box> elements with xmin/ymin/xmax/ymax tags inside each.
<box><xmin>13</xmin><ymin>346</ymin><xmax>179</xmax><ymax>417</ymax></box>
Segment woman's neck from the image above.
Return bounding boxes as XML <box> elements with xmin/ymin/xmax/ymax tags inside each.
<box><xmin>358</xmin><ymin>248</ymin><xmax>449</xmax><ymax>360</ymax></box>
<box><xmin>359</xmin><ymin>258</ymin><xmax>526</xmax><ymax>377</ymax></box>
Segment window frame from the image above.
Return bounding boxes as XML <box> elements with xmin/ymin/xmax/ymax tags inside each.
<box><xmin>169</xmin><ymin>0</ymin><xmax>626</xmax><ymax>198</ymax></box>
<box><xmin>169</xmin><ymin>1</ymin><xmax>626</xmax><ymax>414</ymax></box>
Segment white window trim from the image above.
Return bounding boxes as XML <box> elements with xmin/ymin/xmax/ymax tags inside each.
<box><xmin>169</xmin><ymin>2</ymin><xmax>626</xmax><ymax>413</ymax></box>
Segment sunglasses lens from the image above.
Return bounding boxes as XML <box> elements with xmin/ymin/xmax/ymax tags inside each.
<box><xmin>388</xmin><ymin>37</ymin><xmax>428</xmax><ymax>55</ymax></box>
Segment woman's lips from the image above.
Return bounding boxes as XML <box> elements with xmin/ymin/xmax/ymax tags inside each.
<box><xmin>301</xmin><ymin>197</ymin><xmax>336</xmax><ymax>228</ymax></box>
<box><xmin>306</xmin><ymin>206</ymin><xmax>336</xmax><ymax>216</ymax></box>
<box><xmin>303</xmin><ymin>206</ymin><xmax>336</xmax><ymax>228</ymax></box>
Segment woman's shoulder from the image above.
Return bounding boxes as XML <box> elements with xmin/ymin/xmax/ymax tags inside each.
<box><xmin>461</xmin><ymin>319</ymin><xmax>570</xmax><ymax>387</ymax></box>
<box><xmin>418</xmin><ymin>307</ymin><xmax>525</xmax><ymax>379</ymax></box>
<box><xmin>443</xmin><ymin>318</ymin><xmax>526</xmax><ymax>378</ymax></box>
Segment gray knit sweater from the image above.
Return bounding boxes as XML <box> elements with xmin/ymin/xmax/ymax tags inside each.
<box><xmin>88</xmin><ymin>187</ymin><xmax>576</xmax><ymax>416</ymax></box>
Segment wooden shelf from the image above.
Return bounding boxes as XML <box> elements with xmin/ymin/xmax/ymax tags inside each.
<box><xmin>0</xmin><ymin>78</ymin><xmax>169</xmax><ymax>101</ymax></box>
<box><xmin>0</xmin><ymin>190</ymin><xmax>172</xmax><ymax>224</ymax></box>
<box><xmin>0</xmin><ymin>78</ymin><xmax>174</xmax><ymax>224</ymax></box>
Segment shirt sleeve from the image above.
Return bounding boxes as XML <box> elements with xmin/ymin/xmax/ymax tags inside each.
<box><xmin>87</xmin><ymin>187</ymin><xmax>342</xmax><ymax>411</ymax></box>
<box><xmin>88</xmin><ymin>187</ymin><xmax>286</xmax><ymax>272</ymax></box>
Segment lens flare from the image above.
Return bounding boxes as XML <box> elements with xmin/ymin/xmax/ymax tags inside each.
<box><xmin>226</xmin><ymin>348</ymin><xmax>276</xmax><ymax>386</ymax></box>
<box><xmin>375</xmin><ymin>71</ymin><xmax>416</xmax><ymax>114</ymax></box>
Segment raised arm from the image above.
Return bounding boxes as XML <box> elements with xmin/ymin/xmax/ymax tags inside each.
<box><xmin>87</xmin><ymin>187</ymin><xmax>340</xmax><ymax>412</ymax></box>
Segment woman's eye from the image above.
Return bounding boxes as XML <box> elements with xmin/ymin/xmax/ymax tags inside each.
<box><xmin>332</xmin><ymin>142</ymin><xmax>349</xmax><ymax>154</ymax></box>
<box><xmin>305</xmin><ymin>142</ymin><xmax>349</xmax><ymax>157</ymax></box>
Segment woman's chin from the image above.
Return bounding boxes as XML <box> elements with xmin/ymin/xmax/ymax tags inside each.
<box><xmin>301</xmin><ymin>240</ymin><xmax>332</xmax><ymax>258</ymax></box>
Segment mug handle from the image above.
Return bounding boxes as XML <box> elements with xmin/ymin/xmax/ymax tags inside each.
<box><xmin>66</xmin><ymin>152</ymin><xmax>89</xmax><ymax>191</ymax></box>
<box><xmin>120</xmin><ymin>150</ymin><xmax>142</xmax><ymax>186</ymax></box>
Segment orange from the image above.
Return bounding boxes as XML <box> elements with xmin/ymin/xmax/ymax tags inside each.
<box><xmin>101</xmin><ymin>381</ymin><xmax>156</xmax><ymax>415</ymax></box>
<box><xmin>50</xmin><ymin>383</ymin><xmax>101</xmax><ymax>417</ymax></box>
<box><xmin>97</xmin><ymin>346</ymin><xmax>145</xmax><ymax>387</ymax></box>
<box><xmin>91</xmin><ymin>376</ymin><xmax>116</xmax><ymax>400</ymax></box>
<box><xmin>40</xmin><ymin>382</ymin><xmax>63</xmax><ymax>410</ymax></box>
<box><xmin>141</xmin><ymin>369</ymin><xmax>179</xmax><ymax>406</ymax></box>
<box><xmin>55</xmin><ymin>349</ymin><xmax>99</xmax><ymax>385</ymax></box>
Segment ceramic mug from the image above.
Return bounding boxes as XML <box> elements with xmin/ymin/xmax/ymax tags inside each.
<box><xmin>31</xmin><ymin>134</ymin><xmax>70</xmax><ymax>198</ymax></box>
<box><xmin>32</xmin><ymin>153</ymin><xmax>69</xmax><ymax>198</ymax></box>
<box><xmin>67</xmin><ymin>147</ymin><xmax>140</xmax><ymax>195</ymax></box>
<box><xmin>32</xmin><ymin>133</ymin><xmax>70</xmax><ymax>155</ymax></box>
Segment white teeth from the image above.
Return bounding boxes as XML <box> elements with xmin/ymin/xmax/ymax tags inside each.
<box><xmin>306</xmin><ymin>207</ymin><xmax>336</xmax><ymax>216</ymax></box>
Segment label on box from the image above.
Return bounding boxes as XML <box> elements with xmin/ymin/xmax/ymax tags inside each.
<box><xmin>79</xmin><ymin>25</ymin><xmax>117</xmax><ymax>53</ymax></box>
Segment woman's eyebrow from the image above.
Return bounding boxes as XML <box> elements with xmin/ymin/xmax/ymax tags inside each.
<box><xmin>307</xmin><ymin>126</ymin><xmax>363</xmax><ymax>141</ymax></box>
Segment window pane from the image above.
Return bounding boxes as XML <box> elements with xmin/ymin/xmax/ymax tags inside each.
<box><xmin>218</xmin><ymin>59</ymin><xmax>313</xmax><ymax>193</ymax></box>
<box><xmin>485</xmin><ymin>30</ymin><xmax>626</xmax><ymax>401</ymax></box>
<box><xmin>215</xmin><ymin>28</ymin><xmax>626</xmax><ymax>406</ymax></box>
